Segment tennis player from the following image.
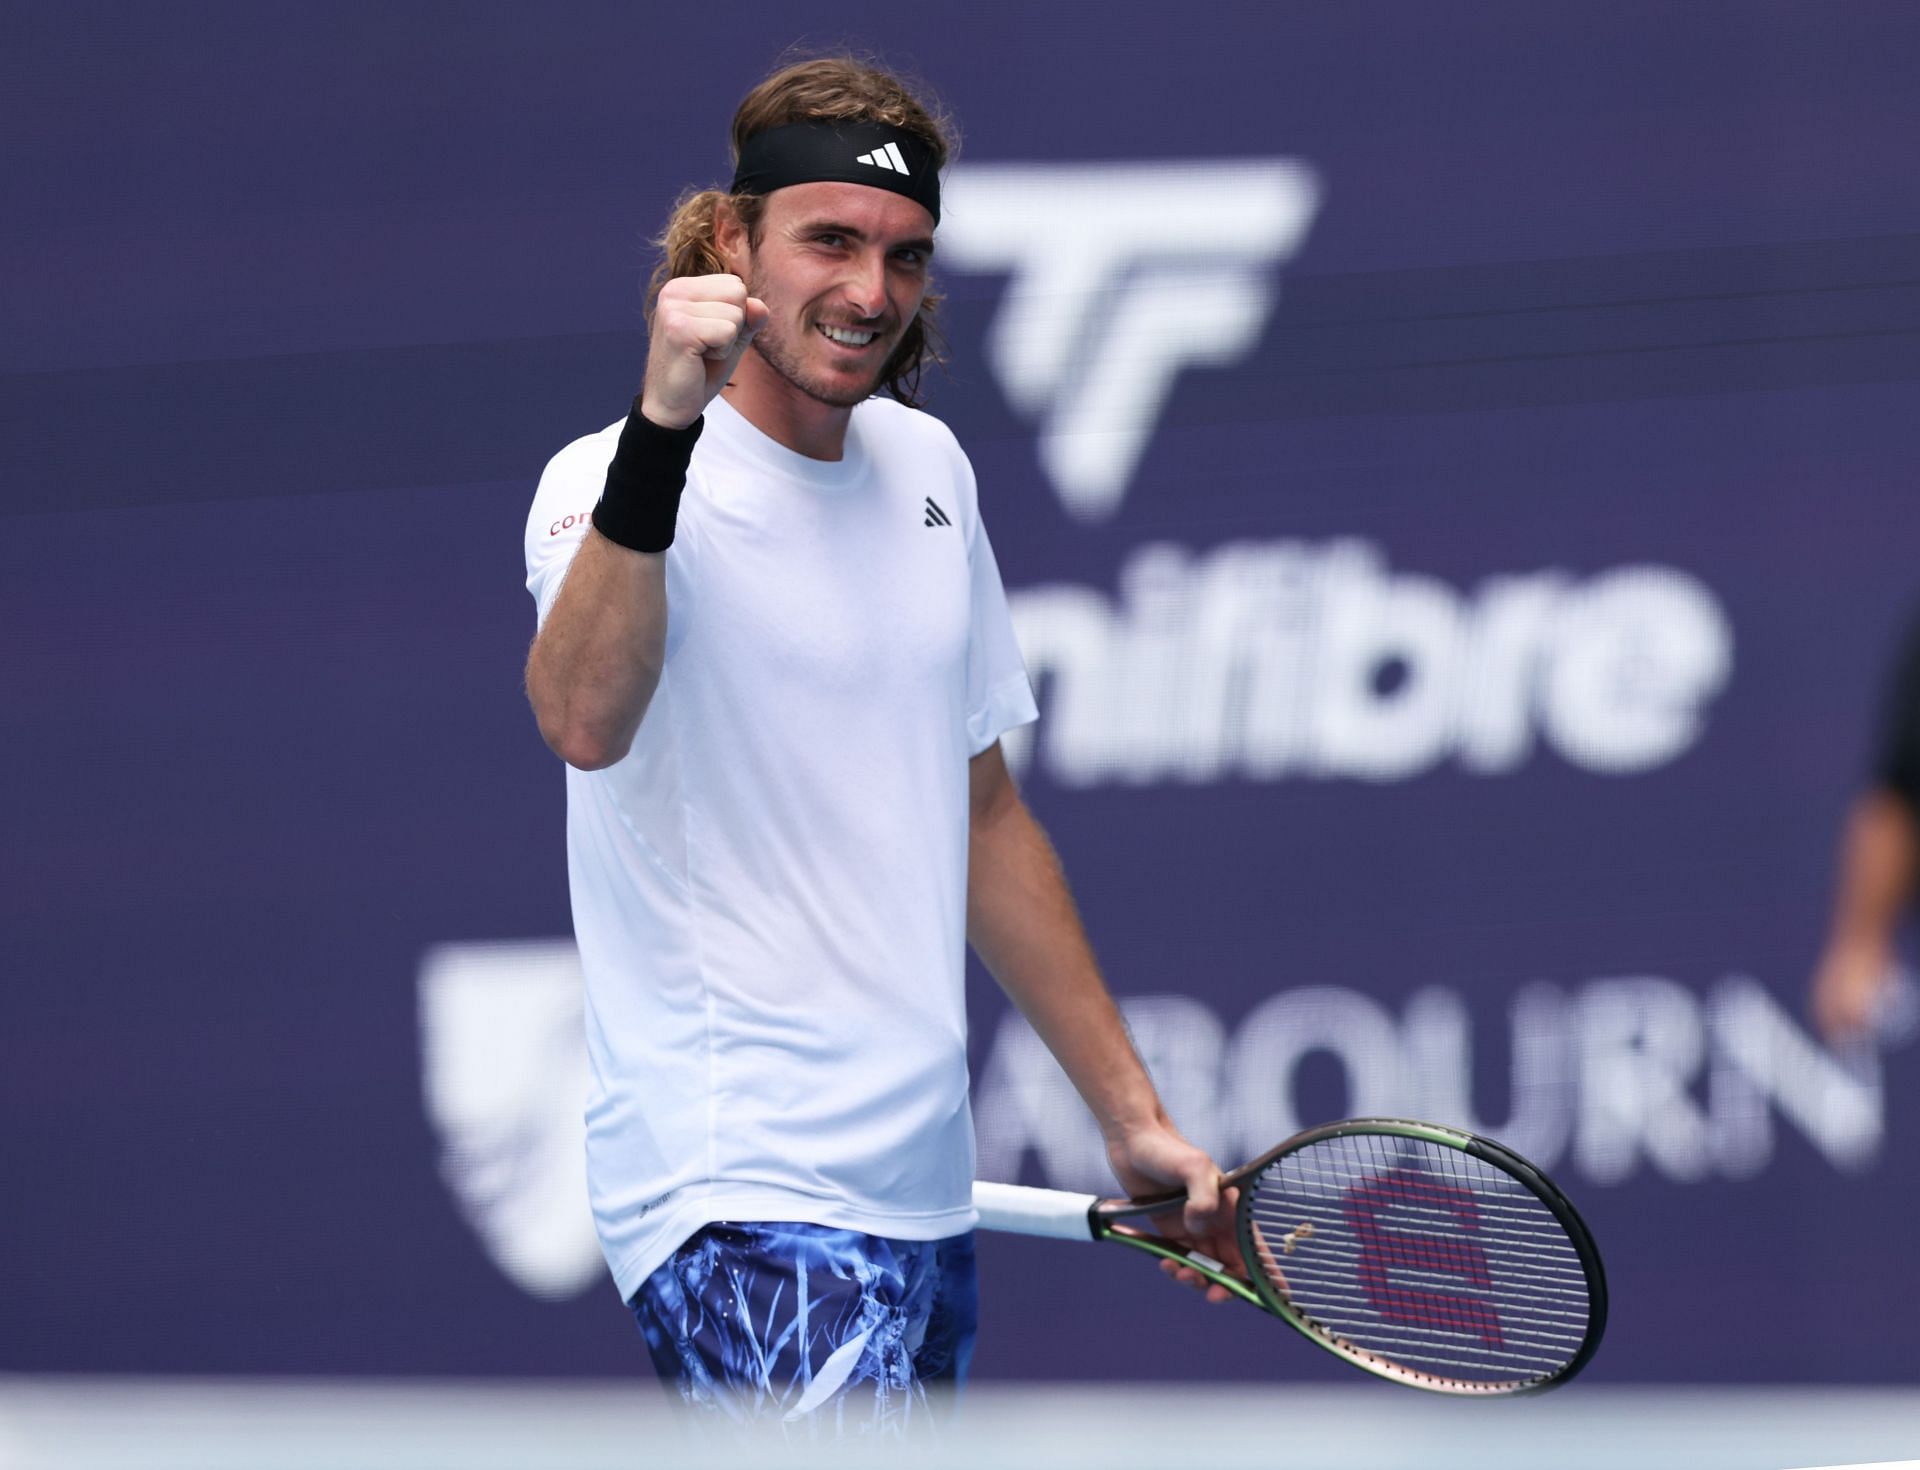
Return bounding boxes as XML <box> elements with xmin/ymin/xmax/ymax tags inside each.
<box><xmin>522</xmin><ymin>55</ymin><xmax>1234</xmax><ymax>1429</ymax></box>
<box><xmin>1811</xmin><ymin>602</ymin><xmax>1920</xmax><ymax>1040</ymax></box>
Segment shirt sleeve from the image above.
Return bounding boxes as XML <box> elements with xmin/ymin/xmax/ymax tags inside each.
<box><xmin>524</xmin><ymin>429</ymin><xmax>616</xmax><ymax>629</ymax></box>
<box><xmin>963</xmin><ymin>482</ymin><xmax>1040</xmax><ymax>758</ymax></box>
<box><xmin>1873</xmin><ymin>606</ymin><xmax>1920</xmax><ymax>814</ymax></box>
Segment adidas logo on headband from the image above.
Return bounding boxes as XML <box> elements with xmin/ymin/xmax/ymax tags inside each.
<box><xmin>855</xmin><ymin>141</ymin><xmax>912</xmax><ymax>176</ymax></box>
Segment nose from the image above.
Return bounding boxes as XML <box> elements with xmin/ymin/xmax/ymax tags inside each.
<box><xmin>840</xmin><ymin>249</ymin><xmax>890</xmax><ymax>322</ymax></box>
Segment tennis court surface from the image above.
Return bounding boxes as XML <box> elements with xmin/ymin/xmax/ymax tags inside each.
<box><xmin>3</xmin><ymin>1381</ymin><xmax>1916</xmax><ymax>1470</ymax></box>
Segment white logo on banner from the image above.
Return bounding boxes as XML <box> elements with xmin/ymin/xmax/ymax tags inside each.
<box><xmin>939</xmin><ymin>160</ymin><xmax>1321</xmax><ymax>521</ymax></box>
<box><xmin>974</xmin><ymin>979</ymin><xmax>1914</xmax><ymax>1193</ymax></box>
<box><xmin>1001</xmin><ymin>539</ymin><xmax>1734</xmax><ymax>785</ymax></box>
<box><xmin>418</xmin><ymin>941</ymin><xmax>600</xmax><ymax>1299</ymax></box>
<box><xmin>418</xmin><ymin>943</ymin><xmax>1908</xmax><ymax>1299</ymax></box>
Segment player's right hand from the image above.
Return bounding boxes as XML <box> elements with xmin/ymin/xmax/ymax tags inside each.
<box><xmin>640</xmin><ymin>274</ymin><xmax>769</xmax><ymax>430</ymax></box>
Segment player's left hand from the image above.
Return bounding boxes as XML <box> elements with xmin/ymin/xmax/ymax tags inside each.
<box><xmin>1106</xmin><ymin>1119</ymin><xmax>1243</xmax><ymax>1304</ymax></box>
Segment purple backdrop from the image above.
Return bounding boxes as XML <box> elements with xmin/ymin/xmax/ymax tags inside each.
<box><xmin>6</xmin><ymin>1</ymin><xmax>1920</xmax><ymax>1385</ymax></box>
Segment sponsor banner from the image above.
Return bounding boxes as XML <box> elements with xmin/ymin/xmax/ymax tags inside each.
<box><xmin>6</xmin><ymin>3</ymin><xmax>1920</xmax><ymax>1383</ymax></box>
<box><xmin>418</xmin><ymin>943</ymin><xmax>1915</xmax><ymax>1305</ymax></box>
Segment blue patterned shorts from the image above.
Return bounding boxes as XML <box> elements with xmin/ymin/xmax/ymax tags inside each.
<box><xmin>630</xmin><ymin>1221</ymin><xmax>978</xmax><ymax>1434</ymax></box>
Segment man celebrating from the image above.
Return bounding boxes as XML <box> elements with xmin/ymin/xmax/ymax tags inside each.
<box><xmin>523</xmin><ymin>55</ymin><xmax>1229</xmax><ymax>1427</ymax></box>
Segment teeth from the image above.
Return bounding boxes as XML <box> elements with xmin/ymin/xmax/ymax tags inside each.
<box><xmin>819</xmin><ymin>324</ymin><xmax>876</xmax><ymax>346</ymax></box>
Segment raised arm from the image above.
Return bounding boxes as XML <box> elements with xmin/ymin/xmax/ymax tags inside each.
<box><xmin>1811</xmin><ymin>788</ymin><xmax>1917</xmax><ymax>1040</ymax></box>
<box><xmin>525</xmin><ymin>275</ymin><xmax>766</xmax><ymax>769</ymax></box>
<box><xmin>525</xmin><ymin>525</ymin><xmax>669</xmax><ymax>770</ymax></box>
<box><xmin>966</xmin><ymin>742</ymin><xmax>1237</xmax><ymax>1300</ymax></box>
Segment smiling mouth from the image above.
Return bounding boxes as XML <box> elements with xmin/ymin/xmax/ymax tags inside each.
<box><xmin>816</xmin><ymin>323</ymin><xmax>880</xmax><ymax>349</ymax></box>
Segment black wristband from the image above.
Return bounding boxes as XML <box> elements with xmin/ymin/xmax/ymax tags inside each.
<box><xmin>590</xmin><ymin>405</ymin><xmax>705</xmax><ymax>553</ymax></box>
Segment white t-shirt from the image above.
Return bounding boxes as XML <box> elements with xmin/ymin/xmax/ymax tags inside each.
<box><xmin>524</xmin><ymin>393</ymin><xmax>1038</xmax><ymax>1300</ymax></box>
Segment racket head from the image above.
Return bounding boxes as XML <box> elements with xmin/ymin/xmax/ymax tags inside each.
<box><xmin>1233</xmin><ymin>1118</ymin><xmax>1607</xmax><ymax>1396</ymax></box>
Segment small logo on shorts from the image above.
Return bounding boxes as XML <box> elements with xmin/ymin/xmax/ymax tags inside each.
<box><xmin>923</xmin><ymin>497</ymin><xmax>951</xmax><ymax>528</ymax></box>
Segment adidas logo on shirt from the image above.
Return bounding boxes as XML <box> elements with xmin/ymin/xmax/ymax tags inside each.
<box><xmin>856</xmin><ymin>141</ymin><xmax>912</xmax><ymax>175</ymax></box>
<box><xmin>923</xmin><ymin>497</ymin><xmax>951</xmax><ymax>528</ymax></box>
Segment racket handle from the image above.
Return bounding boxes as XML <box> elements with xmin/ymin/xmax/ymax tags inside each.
<box><xmin>972</xmin><ymin>1181</ymin><xmax>1101</xmax><ymax>1241</ymax></box>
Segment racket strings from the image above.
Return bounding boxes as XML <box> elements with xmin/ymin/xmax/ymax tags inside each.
<box><xmin>1245</xmin><ymin>1132</ymin><xmax>1592</xmax><ymax>1388</ymax></box>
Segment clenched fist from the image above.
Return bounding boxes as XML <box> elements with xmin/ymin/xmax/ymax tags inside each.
<box><xmin>640</xmin><ymin>274</ymin><xmax>770</xmax><ymax>430</ymax></box>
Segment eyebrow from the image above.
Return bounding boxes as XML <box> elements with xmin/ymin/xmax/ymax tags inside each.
<box><xmin>797</xmin><ymin>219</ymin><xmax>936</xmax><ymax>257</ymax></box>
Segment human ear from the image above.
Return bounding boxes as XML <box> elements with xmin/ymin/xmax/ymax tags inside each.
<box><xmin>714</xmin><ymin>200</ymin><xmax>750</xmax><ymax>277</ymax></box>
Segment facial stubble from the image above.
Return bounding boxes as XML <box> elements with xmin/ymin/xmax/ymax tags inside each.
<box><xmin>745</xmin><ymin>262</ymin><xmax>899</xmax><ymax>410</ymax></box>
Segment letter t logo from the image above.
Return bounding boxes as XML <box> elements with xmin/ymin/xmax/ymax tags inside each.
<box><xmin>940</xmin><ymin>160</ymin><xmax>1321</xmax><ymax>521</ymax></box>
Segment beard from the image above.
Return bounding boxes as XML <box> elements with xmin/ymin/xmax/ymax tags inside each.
<box><xmin>747</xmin><ymin>312</ymin><xmax>890</xmax><ymax>409</ymax></box>
<box><xmin>744</xmin><ymin>259</ymin><xmax>909</xmax><ymax>408</ymax></box>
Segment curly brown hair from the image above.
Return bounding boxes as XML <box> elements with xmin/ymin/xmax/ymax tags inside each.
<box><xmin>647</xmin><ymin>54</ymin><xmax>958</xmax><ymax>407</ymax></box>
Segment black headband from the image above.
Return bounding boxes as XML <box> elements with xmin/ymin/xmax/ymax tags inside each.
<box><xmin>731</xmin><ymin>121</ymin><xmax>941</xmax><ymax>225</ymax></box>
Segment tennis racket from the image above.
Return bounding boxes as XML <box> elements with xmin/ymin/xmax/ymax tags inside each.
<box><xmin>973</xmin><ymin>1117</ymin><xmax>1606</xmax><ymax>1396</ymax></box>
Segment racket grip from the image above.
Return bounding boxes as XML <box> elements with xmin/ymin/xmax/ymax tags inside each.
<box><xmin>972</xmin><ymin>1181</ymin><xmax>1101</xmax><ymax>1241</ymax></box>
